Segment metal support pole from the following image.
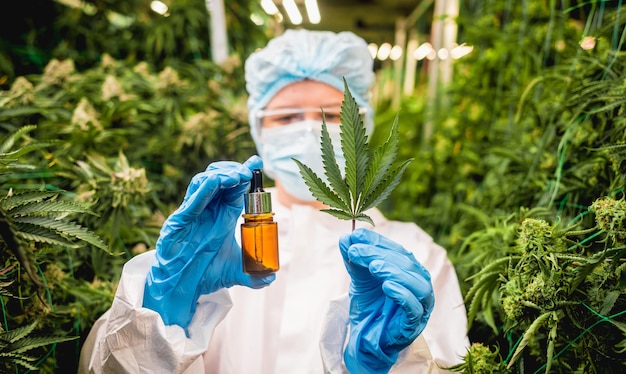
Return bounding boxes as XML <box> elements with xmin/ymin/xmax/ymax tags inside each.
<box><xmin>392</xmin><ymin>18</ymin><xmax>407</xmax><ymax>109</ymax></box>
<box><xmin>441</xmin><ymin>0</ymin><xmax>459</xmax><ymax>86</ymax></box>
<box><xmin>205</xmin><ymin>0</ymin><xmax>228</xmax><ymax>64</ymax></box>
<box><xmin>403</xmin><ymin>29</ymin><xmax>419</xmax><ymax>96</ymax></box>
<box><xmin>424</xmin><ymin>0</ymin><xmax>459</xmax><ymax>145</ymax></box>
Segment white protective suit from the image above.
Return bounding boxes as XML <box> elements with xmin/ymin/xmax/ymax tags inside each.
<box><xmin>79</xmin><ymin>189</ymin><xmax>469</xmax><ymax>373</ymax></box>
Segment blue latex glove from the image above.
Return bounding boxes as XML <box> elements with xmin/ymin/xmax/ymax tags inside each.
<box><xmin>339</xmin><ymin>228</ymin><xmax>434</xmax><ymax>373</ymax></box>
<box><xmin>143</xmin><ymin>155</ymin><xmax>275</xmax><ymax>331</ymax></box>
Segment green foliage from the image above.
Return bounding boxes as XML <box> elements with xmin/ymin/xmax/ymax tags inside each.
<box><xmin>447</xmin><ymin>342</ymin><xmax>509</xmax><ymax>373</ymax></box>
<box><xmin>0</xmin><ymin>0</ymin><xmax>272</xmax><ymax>84</ymax></box>
<box><xmin>0</xmin><ymin>319</ymin><xmax>78</xmax><ymax>372</ymax></box>
<box><xmin>2</xmin><ymin>0</ymin><xmax>625</xmax><ymax>371</ymax></box>
<box><xmin>371</xmin><ymin>2</ymin><xmax>626</xmax><ymax>372</ymax></box>
<box><xmin>295</xmin><ymin>79</ymin><xmax>412</xmax><ymax>230</ymax></box>
<box><xmin>0</xmin><ymin>49</ymin><xmax>254</xmax><ymax>372</ymax></box>
<box><xmin>461</xmin><ymin>197</ymin><xmax>626</xmax><ymax>372</ymax></box>
<box><xmin>0</xmin><ymin>126</ymin><xmax>110</xmax><ymax>372</ymax></box>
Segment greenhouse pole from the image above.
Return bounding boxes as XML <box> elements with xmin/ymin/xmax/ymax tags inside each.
<box><xmin>205</xmin><ymin>0</ymin><xmax>228</xmax><ymax>64</ymax></box>
<box><xmin>439</xmin><ymin>0</ymin><xmax>458</xmax><ymax>86</ymax></box>
<box><xmin>403</xmin><ymin>0</ymin><xmax>433</xmax><ymax>96</ymax></box>
<box><xmin>392</xmin><ymin>18</ymin><xmax>407</xmax><ymax>109</ymax></box>
<box><xmin>403</xmin><ymin>29</ymin><xmax>419</xmax><ymax>96</ymax></box>
<box><xmin>424</xmin><ymin>0</ymin><xmax>458</xmax><ymax>145</ymax></box>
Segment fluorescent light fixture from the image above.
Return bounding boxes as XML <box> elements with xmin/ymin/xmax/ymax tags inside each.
<box><xmin>437</xmin><ymin>48</ymin><xmax>449</xmax><ymax>60</ymax></box>
<box><xmin>283</xmin><ymin>0</ymin><xmax>303</xmax><ymax>25</ymax></box>
<box><xmin>389</xmin><ymin>45</ymin><xmax>403</xmax><ymax>60</ymax></box>
<box><xmin>450</xmin><ymin>43</ymin><xmax>473</xmax><ymax>59</ymax></box>
<box><xmin>367</xmin><ymin>43</ymin><xmax>378</xmax><ymax>59</ymax></box>
<box><xmin>413</xmin><ymin>43</ymin><xmax>433</xmax><ymax>60</ymax></box>
<box><xmin>260</xmin><ymin>0</ymin><xmax>279</xmax><ymax>15</ymax></box>
<box><xmin>150</xmin><ymin>0</ymin><xmax>168</xmax><ymax>15</ymax></box>
<box><xmin>304</xmin><ymin>0</ymin><xmax>321</xmax><ymax>24</ymax></box>
<box><xmin>377</xmin><ymin>43</ymin><xmax>392</xmax><ymax>60</ymax></box>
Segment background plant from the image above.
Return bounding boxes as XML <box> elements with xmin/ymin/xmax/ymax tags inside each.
<box><xmin>0</xmin><ymin>3</ymin><xmax>262</xmax><ymax>369</ymax></box>
<box><xmin>0</xmin><ymin>126</ymin><xmax>111</xmax><ymax>372</ymax></box>
<box><xmin>0</xmin><ymin>0</ymin><xmax>270</xmax><ymax>84</ymax></box>
<box><xmin>372</xmin><ymin>1</ymin><xmax>626</xmax><ymax>371</ymax></box>
<box><xmin>2</xmin><ymin>0</ymin><xmax>626</xmax><ymax>372</ymax></box>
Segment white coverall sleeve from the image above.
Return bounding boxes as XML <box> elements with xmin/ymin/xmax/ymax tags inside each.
<box><xmin>78</xmin><ymin>251</ymin><xmax>232</xmax><ymax>374</ymax></box>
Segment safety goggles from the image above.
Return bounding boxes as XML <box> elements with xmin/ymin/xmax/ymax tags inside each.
<box><xmin>252</xmin><ymin>106</ymin><xmax>367</xmax><ymax>139</ymax></box>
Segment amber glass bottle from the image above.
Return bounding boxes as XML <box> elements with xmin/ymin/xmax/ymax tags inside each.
<box><xmin>241</xmin><ymin>169</ymin><xmax>279</xmax><ymax>274</ymax></box>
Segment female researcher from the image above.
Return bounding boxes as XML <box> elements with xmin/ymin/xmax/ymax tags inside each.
<box><xmin>79</xmin><ymin>29</ymin><xmax>469</xmax><ymax>373</ymax></box>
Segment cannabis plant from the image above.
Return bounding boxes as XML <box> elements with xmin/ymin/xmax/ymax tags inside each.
<box><xmin>459</xmin><ymin>197</ymin><xmax>626</xmax><ymax>372</ymax></box>
<box><xmin>0</xmin><ymin>126</ymin><xmax>110</xmax><ymax>372</ymax></box>
<box><xmin>295</xmin><ymin>79</ymin><xmax>412</xmax><ymax>230</ymax></box>
<box><xmin>1</xmin><ymin>47</ymin><xmax>255</xmax><ymax>371</ymax></box>
<box><xmin>0</xmin><ymin>318</ymin><xmax>77</xmax><ymax>372</ymax></box>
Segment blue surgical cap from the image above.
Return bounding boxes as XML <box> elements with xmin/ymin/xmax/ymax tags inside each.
<box><xmin>245</xmin><ymin>29</ymin><xmax>375</xmax><ymax>145</ymax></box>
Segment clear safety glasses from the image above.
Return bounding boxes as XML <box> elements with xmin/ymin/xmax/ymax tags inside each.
<box><xmin>252</xmin><ymin>106</ymin><xmax>367</xmax><ymax>139</ymax></box>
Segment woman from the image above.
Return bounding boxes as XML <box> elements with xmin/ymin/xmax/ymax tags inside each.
<box><xmin>79</xmin><ymin>29</ymin><xmax>469</xmax><ymax>374</ymax></box>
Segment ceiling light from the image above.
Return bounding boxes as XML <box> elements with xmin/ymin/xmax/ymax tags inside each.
<box><xmin>450</xmin><ymin>43</ymin><xmax>474</xmax><ymax>59</ymax></box>
<box><xmin>389</xmin><ymin>45</ymin><xmax>403</xmax><ymax>61</ymax></box>
<box><xmin>260</xmin><ymin>0</ymin><xmax>279</xmax><ymax>15</ymax></box>
<box><xmin>426</xmin><ymin>49</ymin><xmax>437</xmax><ymax>60</ymax></box>
<box><xmin>304</xmin><ymin>0</ymin><xmax>321</xmax><ymax>24</ymax></box>
<box><xmin>413</xmin><ymin>43</ymin><xmax>433</xmax><ymax>60</ymax></box>
<box><xmin>377</xmin><ymin>43</ymin><xmax>392</xmax><ymax>61</ymax></box>
<box><xmin>437</xmin><ymin>48</ymin><xmax>449</xmax><ymax>60</ymax></box>
<box><xmin>367</xmin><ymin>43</ymin><xmax>378</xmax><ymax>59</ymax></box>
<box><xmin>283</xmin><ymin>0</ymin><xmax>303</xmax><ymax>25</ymax></box>
<box><xmin>150</xmin><ymin>0</ymin><xmax>168</xmax><ymax>15</ymax></box>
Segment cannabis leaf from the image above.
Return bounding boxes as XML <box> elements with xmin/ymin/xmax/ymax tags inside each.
<box><xmin>294</xmin><ymin>78</ymin><xmax>413</xmax><ymax>231</ymax></box>
<box><xmin>0</xmin><ymin>319</ymin><xmax>78</xmax><ymax>371</ymax></box>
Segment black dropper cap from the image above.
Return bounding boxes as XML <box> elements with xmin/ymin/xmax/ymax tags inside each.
<box><xmin>244</xmin><ymin>169</ymin><xmax>272</xmax><ymax>214</ymax></box>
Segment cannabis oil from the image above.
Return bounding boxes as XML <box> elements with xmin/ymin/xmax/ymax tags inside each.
<box><xmin>241</xmin><ymin>169</ymin><xmax>279</xmax><ymax>274</ymax></box>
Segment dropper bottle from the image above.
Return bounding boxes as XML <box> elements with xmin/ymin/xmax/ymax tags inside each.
<box><xmin>241</xmin><ymin>169</ymin><xmax>279</xmax><ymax>274</ymax></box>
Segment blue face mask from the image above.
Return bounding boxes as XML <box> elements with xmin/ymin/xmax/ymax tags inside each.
<box><xmin>258</xmin><ymin>120</ymin><xmax>345</xmax><ymax>202</ymax></box>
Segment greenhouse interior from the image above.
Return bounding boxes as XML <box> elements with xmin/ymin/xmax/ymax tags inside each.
<box><xmin>1</xmin><ymin>0</ymin><xmax>625</xmax><ymax>372</ymax></box>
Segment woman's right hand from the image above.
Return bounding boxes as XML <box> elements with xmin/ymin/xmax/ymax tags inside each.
<box><xmin>143</xmin><ymin>155</ymin><xmax>275</xmax><ymax>332</ymax></box>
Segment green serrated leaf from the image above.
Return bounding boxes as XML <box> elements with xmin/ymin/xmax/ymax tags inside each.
<box><xmin>0</xmin><ymin>143</ymin><xmax>54</xmax><ymax>160</ymax></box>
<box><xmin>9</xmin><ymin>200</ymin><xmax>96</xmax><ymax>216</ymax></box>
<box><xmin>0</xmin><ymin>318</ymin><xmax>78</xmax><ymax>371</ymax></box>
<box><xmin>354</xmin><ymin>212</ymin><xmax>375</xmax><ymax>226</ymax></box>
<box><xmin>1</xmin><ymin>191</ymin><xmax>59</xmax><ymax>210</ymax></box>
<box><xmin>508</xmin><ymin>311</ymin><xmax>552</xmax><ymax>368</ymax></box>
<box><xmin>14</xmin><ymin>217</ymin><xmax>107</xmax><ymax>250</ymax></box>
<box><xmin>296</xmin><ymin>77</ymin><xmax>411</xmax><ymax>230</ymax></box>
<box><xmin>340</xmin><ymin>78</ymin><xmax>369</xmax><ymax>210</ymax></box>
<box><xmin>14</xmin><ymin>223</ymin><xmax>77</xmax><ymax>247</ymax></box>
<box><xmin>0</xmin><ymin>124</ymin><xmax>37</xmax><ymax>153</ymax></box>
<box><xmin>321</xmin><ymin>208</ymin><xmax>354</xmax><ymax>221</ymax></box>
<box><xmin>361</xmin><ymin>159</ymin><xmax>413</xmax><ymax>212</ymax></box>
<box><xmin>320</xmin><ymin>116</ymin><xmax>350</xmax><ymax>206</ymax></box>
<box><xmin>363</xmin><ymin>112</ymin><xmax>400</xmax><ymax>197</ymax></box>
<box><xmin>293</xmin><ymin>159</ymin><xmax>349</xmax><ymax>212</ymax></box>
<box><xmin>9</xmin><ymin>335</ymin><xmax>78</xmax><ymax>354</ymax></box>
<box><xmin>2</xmin><ymin>320</ymin><xmax>37</xmax><ymax>344</ymax></box>
<box><xmin>2</xmin><ymin>357</ymin><xmax>38</xmax><ymax>371</ymax></box>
